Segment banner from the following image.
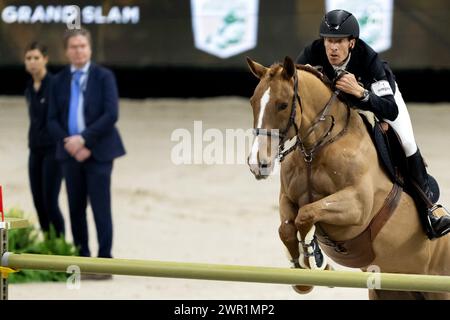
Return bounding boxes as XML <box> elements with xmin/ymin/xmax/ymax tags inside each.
<box><xmin>0</xmin><ymin>1</ymin><xmax>447</xmax><ymax>68</ymax></box>
<box><xmin>1</xmin><ymin>5</ymin><xmax>140</xmax><ymax>24</ymax></box>
<box><xmin>191</xmin><ymin>0</ymin><xmax>259</xmax><ymax>59</ymax></box>
<box><xmin>325</xmin><ymin>0</ymin><xmax>393</xmax><ymax>52</ymax></box>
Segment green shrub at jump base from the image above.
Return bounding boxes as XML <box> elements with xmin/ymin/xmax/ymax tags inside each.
<box><xmin>6</xmin><ymin>208</ymin><xmax>78</xmax><ymax>283</ymax></box>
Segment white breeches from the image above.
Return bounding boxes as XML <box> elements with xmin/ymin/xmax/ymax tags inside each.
<box><xmin>384</xmin><ymin>82</ymin><xmax>418</xmax><ymax>157</ymax></box>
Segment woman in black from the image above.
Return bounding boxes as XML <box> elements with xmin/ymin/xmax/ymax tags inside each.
<box><xmin>24</xmin><ymin>42</ymin><xmax>65</xmax><ymax>236</ymax></box>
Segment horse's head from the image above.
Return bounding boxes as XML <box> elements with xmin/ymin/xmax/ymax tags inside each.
<box><xmin>246</xmin><ymin>56</ymin><xmax>299</xmax><ymax>179</ymax></box>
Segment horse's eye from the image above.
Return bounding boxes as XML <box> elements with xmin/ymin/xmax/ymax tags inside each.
<box><xmin>277</xmin><ymin>103</ymin><xmax>288</xmax><ymax>111</ymax></box>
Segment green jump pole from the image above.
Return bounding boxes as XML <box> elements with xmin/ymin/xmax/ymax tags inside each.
<box><xmin>2</xmin><ymin>252</ymin><xmax>450</xmax><ymax>293</ymax></box>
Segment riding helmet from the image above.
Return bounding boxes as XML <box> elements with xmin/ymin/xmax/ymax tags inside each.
<box><xmin>319</xmin><ymin>9</ymin><xmax>360</xmax><ymax>38</ymax></box>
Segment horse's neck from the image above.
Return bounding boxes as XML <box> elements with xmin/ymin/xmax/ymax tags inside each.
<box><xmin>296</xmin><ymin>73</ymin><xmax>348</xmax><ymax>145</ymax></box>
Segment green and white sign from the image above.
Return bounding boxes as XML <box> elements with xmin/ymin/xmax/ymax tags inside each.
<box><xmin>191</xmin><ymin>0</ymin><xmax>259</xmax><ymax>59</ymax></box>
<box><xmin>326</xmin><ymin>0</ymin><xmax>393</xmax><ymax>52</ymax></box>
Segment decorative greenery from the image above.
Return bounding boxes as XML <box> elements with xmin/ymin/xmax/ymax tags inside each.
<box><xmin>5</xmin><ymin>208</ymin><xmax>79</xmax><ymax>283</ymax></box>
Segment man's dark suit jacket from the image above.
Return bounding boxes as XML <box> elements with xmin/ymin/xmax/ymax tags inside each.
<box><xmin>48</xmin><ymin>63</ymin><xmax>126</xmax><ymax>161</ymax></box>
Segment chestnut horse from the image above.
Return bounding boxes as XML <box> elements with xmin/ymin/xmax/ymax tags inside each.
<box><xmin>246</xmin><ymin>56</ymin><xmax>450</xmax><ymax>300</ymax></box>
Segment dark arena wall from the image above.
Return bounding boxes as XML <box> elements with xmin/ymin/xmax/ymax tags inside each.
<box><xmin>2</xmin><ymin>65</ymin><xmax>450</xmax><ymax>102</ymax></box>
<box><xmin>1</xmin><ymin>0</ymin><xmax>449</xmax><ymax>101</ymax></box>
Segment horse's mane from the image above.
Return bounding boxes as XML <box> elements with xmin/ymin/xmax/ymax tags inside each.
<box><xmin>269</xmin><ymin>63</ymin><xmax>333</xmax><ymax>89</ymax></box>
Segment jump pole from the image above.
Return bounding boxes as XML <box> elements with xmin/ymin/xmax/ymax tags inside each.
<box><xmin>2</xmin><ymin>252</ymin><xmax>450</xmax><ymax>294</ymax></box>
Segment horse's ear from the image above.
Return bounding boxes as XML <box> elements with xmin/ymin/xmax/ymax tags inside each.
<box><xmin>246</xmin><ymin>57</ymin><xmax>267</xmax><ymax>79</ymax></box>
<box><xmin>282</xmin><ymin>56</ymin><xmax>295</xmax><ymax>80</ymax></box>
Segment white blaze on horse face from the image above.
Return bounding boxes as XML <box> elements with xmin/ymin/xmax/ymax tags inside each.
<box><xmin>249</xmin><ymin>87</ymin><xmax>271</xmax><ymax>166</ymax></box>
<box><xmin>249</xmin><ymin>87</ymin><xmax>271</xmax><ymax>169</ymax></box>
<box><xmin>257</xmin><ymin>88</ymin><xmax>271</xmax><ymax>128</ymax></box>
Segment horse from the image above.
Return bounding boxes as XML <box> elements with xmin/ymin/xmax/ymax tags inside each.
<box><xmin>246</xmin><ymin>56</ymin><xmax>450</xmax><ymax>300</ymax></box>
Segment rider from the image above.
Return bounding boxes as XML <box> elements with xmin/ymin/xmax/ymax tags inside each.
<box><xmin>295</xmin><ymin>9</ymin><xmax>450</xmax><ymax>239</ymax></box>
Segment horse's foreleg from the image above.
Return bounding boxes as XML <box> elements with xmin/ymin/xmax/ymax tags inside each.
<box><xmin>296</xmin><ymin>185</ymin><xmax>372</xmax><ymax>227</ymax></box>
<box><xmin>279</xmin><ymin>193</ymin><xmax>314</xmax><ymax>294</ymax></box>
<box><xmin>294</xmin><ymin>185</ymin><xmax>372</xmax><ymax>274</ymax></box>
<box><xmin>279</xmin><ymin>193</ymin><xmax>300</xmax><ymax>266</ymax></box>
<box><xmin>295</xmin><ymin>220</ymin><xmax>330</xmax><ymax>272</ymax></box>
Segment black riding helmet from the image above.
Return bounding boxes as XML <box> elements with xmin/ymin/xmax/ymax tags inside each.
<box><xmin>319</xmin><ymin>9</ymin><xmax>359</xmax><ymax>38</ymax></box>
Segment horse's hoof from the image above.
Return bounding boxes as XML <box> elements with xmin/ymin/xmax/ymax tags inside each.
<box><xmin>292</xmin><ymin>285</ymin><xmax>314</xmax><ymax>294</ymax></box>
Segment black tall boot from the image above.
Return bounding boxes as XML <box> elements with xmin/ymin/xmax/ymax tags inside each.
<box><xmin>407</xmin><ymin>149</ymin><xmax>433</xmax><ymax>201</ymax></box>
<box><xmin>407</xmin><ymin>149</ymin><xmax>450</xmax><ymax>239</ymax></box>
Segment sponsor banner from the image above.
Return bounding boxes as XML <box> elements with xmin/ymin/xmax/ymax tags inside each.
<box><xmin>325</xmin><ymin>0</ymin><xmax>393</xmax><ymax>52</ymax></box>
<box><xmin>191</xmin><ymin>0</ymin><xmax>259</xmax><ymax>59</ymax></box>
<box><xmin>1</xmin><ymin>5</ymin><xmax>140</xmax><ymax>24</ymax></box>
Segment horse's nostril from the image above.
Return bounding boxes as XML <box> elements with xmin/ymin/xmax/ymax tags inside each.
<box><xmin>260</xmin><ymin>162</ymin><xmax>269</xmax><ymax>169</ymax></box>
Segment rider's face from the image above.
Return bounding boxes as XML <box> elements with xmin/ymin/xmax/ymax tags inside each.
<box><xmin>324</xmin><ymin>37</ymin><xmax>355</xmax><ymax>66</ymax></box>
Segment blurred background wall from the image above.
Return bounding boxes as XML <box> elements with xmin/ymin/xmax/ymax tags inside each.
<box><xmin>0</xmin><ymin>0</ymin><xmax>449</xmax><ymax>101</ymax></box>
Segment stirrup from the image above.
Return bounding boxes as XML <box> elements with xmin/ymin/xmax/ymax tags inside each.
<box><xmin>426</xmin><ymin>205</ymin><xmax>450</xmax><ymax>239</ymax></box>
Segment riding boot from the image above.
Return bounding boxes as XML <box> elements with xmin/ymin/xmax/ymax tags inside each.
<box><xmin>406</xmin><ymin>149</ymin><xmax>433</xmax><ymax>201</ymax></box>
<box><xmin>407</xmin><ymin>149</ymin><xmax>450</xmax><ymax>239</ymax></box>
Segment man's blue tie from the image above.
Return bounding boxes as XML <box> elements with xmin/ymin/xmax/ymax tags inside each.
<box><xmin>68</xmin><ymin>70</ymin><xmax>83</xmax><ymax>135</ymax></box>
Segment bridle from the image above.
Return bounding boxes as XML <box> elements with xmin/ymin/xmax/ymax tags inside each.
<box><xmin>253</xmin><ymin>68</ymin><xmax>351</xmax><ymax>202</ymax></box>
<box><xmin>253</xmin><ymin>69</ymin><xmax>350</xmax><ymax>162</ymax></box>
<box><xmin>253</xmin><ymin>71</ymin><xmax>300</xmax><ymax>141</ymax></box>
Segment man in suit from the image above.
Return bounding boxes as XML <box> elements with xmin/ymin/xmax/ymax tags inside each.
<box><xmin>48</xmin><ymin>28</ymin><xmax>126</xmax><ymax>264</ymax></box>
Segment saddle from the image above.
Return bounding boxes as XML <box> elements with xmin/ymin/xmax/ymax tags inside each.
<box><xmin>360</xmin><ymin>113</ymin><xmax>440</xmax><ymax>202</ymax></box>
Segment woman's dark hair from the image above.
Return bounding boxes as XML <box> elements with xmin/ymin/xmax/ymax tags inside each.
<box><xmin>25</xmin><ymin>41</ymin><xmax>49</xmax><ymax>56</ymax></box>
